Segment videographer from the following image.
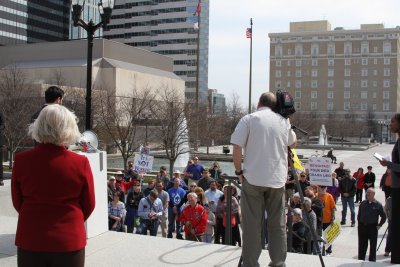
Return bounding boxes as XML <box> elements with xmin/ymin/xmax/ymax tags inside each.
<box><xmin>231</xmin><ymin>92</ymin><xmax>296</xmax><ymax>267</ymax></box>
<box><xmin>137</xmin><ymin>191</ymin><xmax>163</xmax><ymax>236</ymax></box>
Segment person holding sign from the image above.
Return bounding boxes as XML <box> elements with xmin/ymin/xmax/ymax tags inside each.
<box><xmin>317</xmin><ymin>186</ymin><xmax>336</xmax><ymax>256</ymax></box>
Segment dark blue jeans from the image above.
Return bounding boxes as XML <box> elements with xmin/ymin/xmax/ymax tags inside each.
<box><xmin>137</xmin><ymin>219</ymin><xmax>159</xmax><ymax>236</ymax></box>
<box><xmin>167</xmin><ymin>208</ymin><xmax>182</xmax><ymax>238</ymax></box>
<box><xmin>341</xmin><ymin>196</ymin><xmax>355</xmax><ymax>224</ymax></box>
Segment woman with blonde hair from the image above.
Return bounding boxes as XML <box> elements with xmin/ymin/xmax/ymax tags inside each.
<box><xmin>12</xmin><ymin>105</ymin><xmax>95</xmax><ymax>267</ymax></box>
<box><xmin>194</xmin><ymin>186</ymin><xmax>208</xmax><ymax>206</ymax></box>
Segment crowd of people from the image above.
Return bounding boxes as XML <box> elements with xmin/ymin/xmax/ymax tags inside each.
<box><xmin>106</xmin><ymin>158</ymin><xmax>242</xmax><ymax>245</ymax></box>
<box><xmin>285</xmin><ymin>161</ymin><xmax>389</xmax><ymax>262</ymax></box>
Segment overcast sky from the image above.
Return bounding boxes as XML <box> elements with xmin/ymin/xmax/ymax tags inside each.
<box><xmin>207</xmin><ymin>0</ymin><xmax>400</xmax><ymax>108</ymax></box>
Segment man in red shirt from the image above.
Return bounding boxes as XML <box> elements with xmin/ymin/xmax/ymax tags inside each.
<box><xmin>180</xmin><ymin>192</ymin><xmax>207</xmax><ymax>241</ymax></box>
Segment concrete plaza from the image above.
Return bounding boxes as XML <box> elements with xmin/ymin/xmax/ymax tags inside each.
<box><xmin>0</xmin><ymin>144</ymin><xmax>398</xmax><ymax>266</ymax></box>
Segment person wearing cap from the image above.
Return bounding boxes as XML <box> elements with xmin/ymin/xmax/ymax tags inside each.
<box><xmin>297</xmin><ymin>172</ymin><xmax>310</xmax><ymax>196</ymax></box>
<box><xmin>291</xmin><ymin>208</ymin><xmax>306</xmax><ymax>253</ymax></box>
<box><xmin>157</xmin><ymin>166</ymin><xmax>170</xmax><ymax>189</ymax></box>
<box><xmin>107</xmin><ymin>176</ymin><xmax>118</xmax><ymax>203</ymax></box>
<box><xmin>339</xmin><ymin>169</ymin><xmax>357</xmax><ymax>227</ymax></box>
<box><xmin>317</xmin><ymin>185</ymin><xmax>336</xmax><ymax>256</ymax></box>
<box><xmin>197</xmin><ymin>168</ymin><xmax>214</xmax><ymax>191</ymax></box>
<box><xmin>166</xmin><ymin>170</ymin><xmax>188</xmax><ymax>191</ymax></box>
<box><xmin>185</xmin><ymin>157</ymin><xmax>205</xmax><ymax>185</ymax></box>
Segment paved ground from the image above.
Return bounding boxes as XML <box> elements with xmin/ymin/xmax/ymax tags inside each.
<box><xmin>0</xmin><ymin>143</ymin><xmax>398</xmax><ymax>266</ymax></box>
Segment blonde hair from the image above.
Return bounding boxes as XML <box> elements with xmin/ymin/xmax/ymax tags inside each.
<box><xmin>29</xmin><ymin>104</ymin><xmax>81</xmax><ymax>146</ymax></box>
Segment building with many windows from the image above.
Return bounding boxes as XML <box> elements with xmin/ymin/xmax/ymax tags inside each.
<box><xmin>208</xmin><ymin>89</ymin><xmax>226</xmax><ymax>114</ymax></box>
<box><xmin>69</xmin><ymin>0</ymin><xmax>102</xmax><ymax>40</ymax></box>
<box><xmin>103</xmin><ymin>0</ymin><xmax>209</xmax><ymax>101</ymax></box>
<box><xmin>269</xmin><ymin>20</ymin><xmax>400</xmax><ymax>122</ymax></box>
<box><xmin>0</xmin><ymin>0</ymin><xmax>70</xmax><ymax>46</ymax></box>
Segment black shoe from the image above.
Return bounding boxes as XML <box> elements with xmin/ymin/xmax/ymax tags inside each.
<box><xmin>351</xmin><ymin>223</ymin><xmax>355</xmax><ymax>227</ymax></box>
<box><xmin>176</xmin><ymin>234</ymin><xmax>183</xmax><ymax>240</ymax></box>
<box><xmin>340</xmin><ymin>222</ymin><xmax>346</xmax><ymax>225</ymax></box>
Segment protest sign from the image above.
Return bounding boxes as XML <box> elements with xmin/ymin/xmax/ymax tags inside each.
<box><xmin>323</xmin><ymin>221</ymin><xmax>341</xmax><ymax>246</ymax></box>
<box><xmin>133</xmin><ymin>153</ymin><xmax>154</xmax><ymax>173</ymax></box>
<box><xmin>308</xmin><ymin>157</ymin><xmax>332</xmax><ymax>186</ymax></box>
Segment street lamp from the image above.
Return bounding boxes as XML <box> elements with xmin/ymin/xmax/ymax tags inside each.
<box><xmin>71</xmin><ymin>0</ymin><xmax>114</xmax><ymax>130</ymax></box>
<box><xmin>378</xmin><ymin>120</ymin><xmax>386</xmax><ymax>144</ymax></box>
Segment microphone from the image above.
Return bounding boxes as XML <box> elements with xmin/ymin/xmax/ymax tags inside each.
<box><xmin>291</xmin><ymin>125</ymin><xmax>308</xmax><ymax>135</ymax></box>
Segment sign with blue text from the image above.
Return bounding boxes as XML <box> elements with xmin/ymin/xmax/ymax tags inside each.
<box><xmin>133</xmin><ymin>153</ymin><xmax>154</xmax><ymax>173</ymax></box>
<box><xmin>308</xmin><ymin>157</ymin><xmax>332</xmax><ymax>186</ymax></box>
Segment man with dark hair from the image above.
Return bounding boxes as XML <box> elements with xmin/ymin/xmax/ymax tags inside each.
<box><xmin>231</xmin><ymin>92</ymin><xmax>297</xmax><ymax>267</ymax></box>
<box><xmin>363</xmin><ymin>166</ymin><xmax>376</xmax><ymax>191</ymax></box>
<box><xmin>31</xmin><ymin>86</ymin><xmax>64</xmax><ymax>122</ymax></box>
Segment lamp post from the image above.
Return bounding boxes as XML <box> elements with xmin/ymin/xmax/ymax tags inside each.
<box><xmin>71</xmin><ymin>0</ymin><xmax>114</xmax><ymax>130</ymax></box>
<box><xmin>378</xmin><ymin>120</ymin><xmax>385</xmax><ymax>144</ymax></box>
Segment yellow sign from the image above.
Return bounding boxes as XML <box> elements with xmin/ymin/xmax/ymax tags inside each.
<box><xmin>323</xmin><ymin>221</ymin><xmax>341</xmax><ymax>245</ymax></box>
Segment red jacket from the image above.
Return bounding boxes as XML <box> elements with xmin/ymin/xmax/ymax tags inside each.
<box><xmin>11</xmin><ymin>144</ymin><xmax>95</xmax><ymax>252</ymax></box>
<box><xmin>353</xmin><ymin>172</ymin><xmax>365</xmax><ymax>190</ymax></box>
<box><xmin>180</xmin><ymin>204</ymin><xmax>207</xmax><ymax>235</ymax></box>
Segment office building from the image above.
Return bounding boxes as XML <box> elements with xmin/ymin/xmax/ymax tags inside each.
<box><xmin>0</xmin><ymin>0</ymin><xmax>70</xmax><ymax>46</ymax></box>
<box><xmin>103</xmin><ymin>0</ymin><xmax>209</xmax><ymax>101</ymax></box>
<box><xmin>269</xmin><ymin>20</ymin><xmax>400</xmax><ymax>122</ymax></box>
<box><xmin>208</xmin><ymin>89</ymin><xmax>226</xmax><ymax>114</ymax></box>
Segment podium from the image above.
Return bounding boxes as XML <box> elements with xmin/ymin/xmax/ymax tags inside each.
<box><xmin>81</xmin><ymin>151</ymin><xmax>108</xmax><ymax>238</ymax></box>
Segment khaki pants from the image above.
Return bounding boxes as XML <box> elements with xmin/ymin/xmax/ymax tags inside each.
<box><xmin>160</xmin><ymin>210</ymin><xmax>168</xmax><ymax>237</ymax></box>
<box><xmin>241</xmin><ymin>179</ymin><xmax>287</xmax><ymax>267</ymax></box>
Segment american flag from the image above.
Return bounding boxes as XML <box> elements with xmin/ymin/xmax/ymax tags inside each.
<box><xmin>246</xmin><ymin>28</ymin><xmax>252</xmax><ymax>38</ymax></box>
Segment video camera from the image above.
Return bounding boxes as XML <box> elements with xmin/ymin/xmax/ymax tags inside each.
<box><xmin>275</xmin><ymin>90</ymin><xmax>296</xmax><ymax>118</ymax></box>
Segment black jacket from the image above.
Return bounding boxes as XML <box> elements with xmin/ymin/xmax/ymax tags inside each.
<box><xmin>339</xmin><ymin>175</ymin><xmax>356</xmax><ymax>197</ymax></box>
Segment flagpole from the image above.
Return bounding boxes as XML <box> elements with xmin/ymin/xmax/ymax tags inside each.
<box><xmin>248</xmin><ymin>18</ymin><xmax>253</xmax><ymax>114</ymax></box>
<box><xmin>195</xmin><ymin>0</ymin><xmax>201</xmax><ymax>151</ymax></box>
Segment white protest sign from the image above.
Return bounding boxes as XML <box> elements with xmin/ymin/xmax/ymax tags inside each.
<box><xmin>133</xmin><ymin>153</ymin><xmax>154</xmax><ymax>174</ymax></box>
<box><xmin>308</xmin><ymin>157</ymin><xmax>332</xmax><ymax>186</ymax></box>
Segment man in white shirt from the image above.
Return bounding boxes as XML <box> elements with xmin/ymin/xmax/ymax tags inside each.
<box><xmin>205</xmin><ymin>180</ymin><xmax>223</xmax><ymax>213</ymax></box>
<box><xmin>231</xmin><ymin>92</ymin><xmax>296</xmax><ymax>267</ymax></box>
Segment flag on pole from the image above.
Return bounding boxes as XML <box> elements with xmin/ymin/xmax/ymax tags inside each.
<box><xmin>246</xmin><ymin>28</ymin><xmax>252</xmax><ymax>38</ymax></box>
<box><xmin>193</xmin><ymin>1</ymin><xmax>201</xmax><ymax>16</ymax></box>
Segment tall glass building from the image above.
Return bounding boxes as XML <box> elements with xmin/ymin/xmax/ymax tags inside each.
<box><xmin>103</xmin><ymin>0</ymin><xmax>209</xmax><ymax>101</ymax></box>
<box><xmin>0</xmin><ymin>0</ymin><xmax>70</xmax><ymax>46</ymax></box>
<box><xmin>69</xmin><ymin>0</ymin><xmax>102</xmax><ymax>40</ymax></box>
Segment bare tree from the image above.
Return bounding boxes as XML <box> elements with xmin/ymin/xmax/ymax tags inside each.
<box><xmin>151</xmin><ymin>86</ymin><xmax>190</xmax><ymax>176</ymax></box>
<box><xmin>98</xmin><ymin>87</ymin><xmax>155</xmax><ymax>170</ymax></box>
<box><xmin>0</xmin><ymin>66</ymin><xmax>39</xmax><ymax>167</ymax></box>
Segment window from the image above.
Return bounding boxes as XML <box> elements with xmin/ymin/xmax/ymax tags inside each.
<box><xmin>374</xmin><ymin>58</ymin><xmax>378</xmax><ymax>65</ymax></box>
<box><xmin>312</xmin><ymin>59</ymin><xmax>318</xmax><ymax>66</ymax></box>
<box><xmin>384</xmin><ymin>58</ymin><xmax>390</xmax><ymax>65</ymax></box>
<box><xmin>361</xmin><ymin>69</ymin><xmax>368</xmax><ymax>77</ymax></box>
<box><xmin>373</xmin><ymin>46</ymin><xmax>378</xmax><ymax>53</ymax></box>
<box><xmin>296</xmin><ymin>60</ymin><xmax>302</xmax><ymax>67</ymax></box>
<box><xmin>287</xmin><ymin>71</ymin><xmax>291</xmax><ymax>77</ymax></box>
<box><xmin>311</xmin><ymin>69</ymin><xmax>318</xmax><ymax>77</ymax></box>
<box><xmin>344</xmin><ymin>91</ymin><xmax>350</xmax><ymax>99</ymax></box>
<box><xmin>383</xmin><ymin>42</ymin><xmax>391</xmax><ymax>55</ymax></box>
<box><xmin>373</xmin><ymin>70</ymin><xmax>378</xmax><ymax>76</ymax></box>
<box><xmin>384</xmin><ymin>80</ymin><xmax>390</xmax><ymax>87</ymax></box>
<box><xmin>344</xmin><ymin>102</ymin><xmax>350</xmax><ymax>110</ymax></box>
<box><xmin>311</xmin><ymin>80</ymin><xmax>318</xmax><ymax>88</ymax></box>
<box><xmin>361</xmin><ymin>80</ymin><xmax>368</xmax><ymax>88</ymax></box>
<box><xmin>384</xmin><ymin>68</ymin><xmax>390</xmax><ymax>76</ymax></box>
<box><xmin>311</xmin><ymin>102</ymin><xmax>317</xmax><ymax>110</ymax></box>
<box><xmin>344</xmin><ymin>42</ymin><xmax>352</xmax><ymax>55</ymax></box>
<box><xmin>311</xmin><ymin>91</ymin><xmax>318</xmax><ymax>99</ymax></box>
<box><xmin>327</xmin><ymin>102</ymin><xmax>333</xmax><ymax>110</ymax></box>
<box><xmin>361</xmin><ymin>103</ymin><xmax>367</xmax><ymax>110</ymax></box>
<box><xmin>328</xmin><ymin>59</ymin><xmax>334</xmax><ymax>66</ymax></box>
<box><xmin>345</xmin><ymin>59</ymin><xmax>351</xmax><ymax>65</ymax></box>
<box><xmin>295</xmin><ymin>91</ymin><xmax>301</xmax><ymax>99</ymax></box>
<box><xmin>372</xmin><ymin>103</ymin><xmax>376</xmax><ymax>110</ymax></box>
<box><xmin>345</xmin><ymin>69</ymin><xmax>351</xmax><ymax>76</ymax></box>
<box><xmin>344</xmin><ymin>80</ymin><xmax>351</xmax><ymax>88</ymax></box>
<box><xmin>275</xmin><ymin>60</ymin><xmax>281</xmax><ymax>67</ymax></box>
<box><xmin>328</xmin><ymin>69</ymin><xmax>334</xmax><ymax>77</ymax></box>
<box><xmin>287</xmin><ymin>49</ymin><xmax>292</xmax><ymax>55</ymax></box>
<box><xmin>287</xmin><ymin>60</ymin><xmax>291</xmax><ymax>66</ymax></box>
<box><xmin>327</xmin><ymin>91</ymin><xmax>334</xmax><ymax>99</ymax></box>
<box><xmin>362</xmin><ymin>58</ymin><xmax>368</xmax><ymax>65</ymax></box>
<box><xmin>361</xmin><ymin>42</ymin><xmax>369</xmax><ymax>55</ymax></box>
<box><xmin>275</xmin><ymin>45</ymin><xmax>282</xmax><ymax>57</ymax></box>
<box><xmin>383</xmin><ymin>102</ymin><xmax>390</xmax><ymax>111</ymax></box>
<box><xmin>275</xmin><ymin>81</ymin><xmax>281</xmax><ymax>88</ymax></box>
<box><xmin>327</xmin><ymin>43</ymin><xmax>335</xmax><ymax>56</ymax></box>
<box><xmin>287</xmin><ymin>81</ymin><xmax>291</xmax><ymax>87</ymax></box>
<box><xmin>295</xmin><ymin>102</ymin><xmax>301</xmax><ymax>110</ymax></box>
<box><xmin>361</xmin><ymin>91</ymin><xmax>368</xmax><ymax>99</ymax></box>
<box><xmin>383</xmin><ymin>91</ymin><xmax>390</xmax><ymax>99</ymax></box>
<box><xmin>373</xmin><ymin>92</ymin><xmax>377</xmax><ymax>98</ymax></box>
<box><xmin>328</xmin><ymin>80</ymin><xmax>334</xmax><ymax>88</ymax></box>
<box><xmin>296</xmin><ymin>69</ymin><xmax>302</xmax><ymax>77</ymax></box>
<box><xmin>275</xmin><ymin>70</ymin><xmax>281</xmax><ymax>78</ymax></box>
<box><xmin>295</xmin><ymin>44</ymin><xmax>302</xmax><ymax>56</ymax></box>
<box><xmin>295</xmin><ymin>80</ymin><xmax>301</xmax><ymax>88</ymax></box>
<box><xmin>311</xmin><ymin>44</ymin><xmax>319</xmax><ymax>56</ymax></box>
<box><xmin>373</xmin><ymin>81</ymin><xmax>377</xmax><ymax>87</ymax></box>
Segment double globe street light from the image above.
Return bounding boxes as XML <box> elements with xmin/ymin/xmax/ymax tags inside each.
<box><xmin>71</xmin><ymin>0</ymin><xmax>114</xmax><ymax>130</ymax></box>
